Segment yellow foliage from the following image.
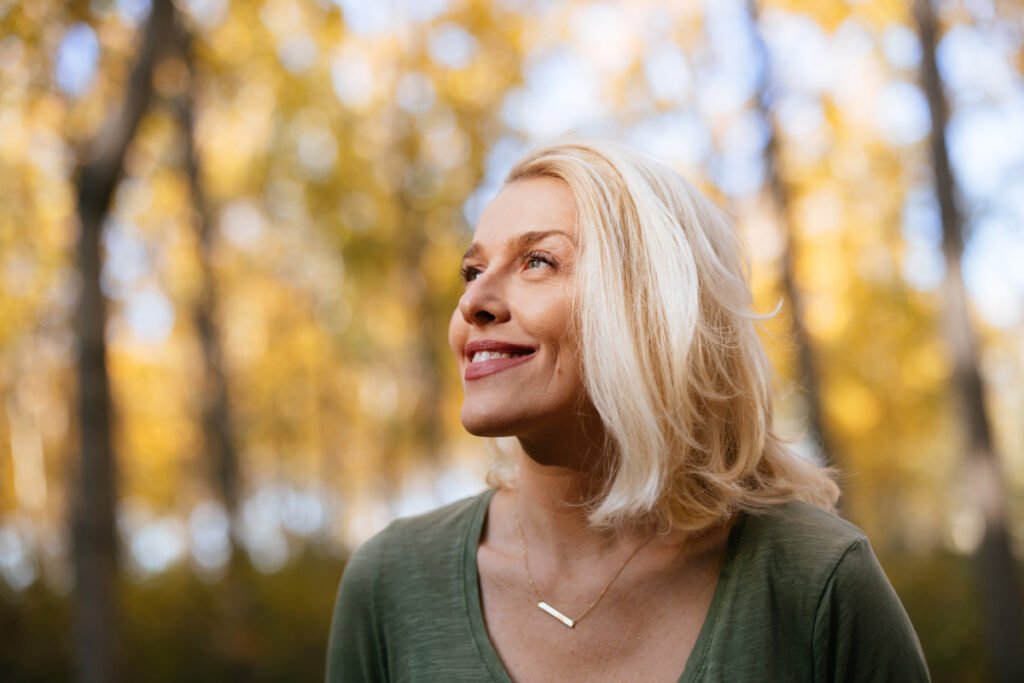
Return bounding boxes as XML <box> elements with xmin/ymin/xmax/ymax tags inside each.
<box><xmin>901</xmin><ymin>340</ymin><xmax>950</xmax><ymax>392</ymax></box>
<box><xmin>0</xmin><ymin>0</ymin><xmax>1019</xmax><ymax>618</ymax></box>
<box><xmin>802</xmin><ymin>291</ymin><xmax>850</xmax><ymax>342</ymax></box>
<box><xmin>828</xmin><ymin>377</ymin><xmax>882</xmax><ymax>434</ymax></box>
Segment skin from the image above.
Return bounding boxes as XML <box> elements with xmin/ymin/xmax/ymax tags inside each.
<box><xmin>448</xmin><ymin>177</ymin><xmax>732</xmax><ymax>682</ymax></box>
<box><xmin>450</xmin><ymin>176</ymin><xmax>604</xmax><ymax>470</ymax></box>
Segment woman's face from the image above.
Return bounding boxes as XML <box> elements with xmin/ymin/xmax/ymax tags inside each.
<box><xmin>448</xmin><ymin>177</ymin><xmax>585</xmax><ymax>440</ymax></box>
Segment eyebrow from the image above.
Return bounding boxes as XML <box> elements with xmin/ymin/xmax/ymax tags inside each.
<box><xmin>461</xmin><ymin>229</ymin><xmax>575</xmax><ymax>261</ymax></box>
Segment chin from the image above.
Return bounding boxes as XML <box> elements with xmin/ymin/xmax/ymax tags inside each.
<box><xmin>459</xmin><ymin>404</ymin><xmax>532</xmax><ymax>437</ymax></box>
<box><xmin>461</xmin><ymin>408</ymin><xmax>581</xmax><ymax>443</ymax></box>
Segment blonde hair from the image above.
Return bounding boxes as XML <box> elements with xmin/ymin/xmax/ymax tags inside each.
<box><xmin>486</xmin><ymin>140</ymin><xmax>839</xmax><ymax>532</ymax></box>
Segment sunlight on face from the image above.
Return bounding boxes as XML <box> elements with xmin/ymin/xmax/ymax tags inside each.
<box><xmin>448</xmin><ymin>177</ymin><xmax>585</xmax><ymax>441</ymax></box>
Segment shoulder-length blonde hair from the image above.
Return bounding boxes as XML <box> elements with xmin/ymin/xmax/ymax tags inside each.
<box><xmin>487</xmin><ymin>139</ymin><xmax>839</xmax><ymax>532</ymax></box>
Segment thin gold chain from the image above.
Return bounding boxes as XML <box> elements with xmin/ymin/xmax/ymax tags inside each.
<box><xmin>513</xmin><ymin>497</ymin><xmax>655</xmax><ymax>626</ymax></box>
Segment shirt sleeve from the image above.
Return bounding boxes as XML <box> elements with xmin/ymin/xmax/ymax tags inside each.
<box><xmin>325</xmin><ymin>534</ymin><xmax>389</xmax><ymax>682</ymax></box>
<box><xmin>812</xmin><ymin>537</ymin><xmax>931</xmax><ymax>683</ymax></box>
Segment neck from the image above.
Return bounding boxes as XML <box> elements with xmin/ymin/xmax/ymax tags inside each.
<box><xmin>511</xmin><ymin>425</ymin><xmax>650</xmax><ymax>563</ymax></box>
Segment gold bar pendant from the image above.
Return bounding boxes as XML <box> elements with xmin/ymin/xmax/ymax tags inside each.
<box><xmin>538</xmin><ymin>601</ymin><xmax>576</xmax><ymax>628</ymax></box>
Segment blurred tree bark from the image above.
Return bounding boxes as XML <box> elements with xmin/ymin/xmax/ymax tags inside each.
<box><xmin>374</xmin><ymin>42</ymin><xmax>447</xmax><ymax>509</ymax></box>
<box><xmin>744</xmin><ymin>0</ymin><xmax>842</xmax><ymax>483</ymax></box>
<box><xmin>172</xmin><ymin>18</ymin><xmax>243</xmax><ymax>559</ymax></box>
<box><xmin>71</xmin><ymin>2</ymin><xmax>173</xmax><ymax>682</ymax></box>
<box><xmin>398</xmin><ymin>135</ymin><xmax>445</xmax><ymax>470</ymax></box>
<box><xmin>372</xmin><ymin>118</ymin><xmax>447</xmax><ymax>512</ymax></box>
<box><xmin>912</xmin><ymin>1</ymin><xmax>1024</xmax><ymax>681</ymax></box>
<box><xmin>170</xmin><ymin>16</ymin><xmax>254</xmax><ymax>677</ymax></box>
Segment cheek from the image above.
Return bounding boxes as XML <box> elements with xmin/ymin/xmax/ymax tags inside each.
<box><xmin>537</xmin><ymin>299</ymin><xmax>577</xmax><ymax>372</ymax></box>
<box><xmin>448</xmin><ymin>310</ymin><xmax>465</xmax><ymax>359</ymax></box>
<box><xmin>550</xmin><ymin>298</ymin><xmax>575</xmax><ymax>345</ymax></box>
<box><xmin>557</xmin><ymin>306</ymin><xmax>583</xmax><ymax>378</ymax></box>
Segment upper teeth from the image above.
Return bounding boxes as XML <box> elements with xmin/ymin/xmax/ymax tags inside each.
<box><xmin>471</xmin><ymin>351</ymin><xmax>526</xmax><ymax>362</ymax></box>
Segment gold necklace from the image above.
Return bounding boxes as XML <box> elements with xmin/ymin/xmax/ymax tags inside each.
<box><xmin>513</xmin><ymin>499</ymin><xmax>655</xmax><ymax>629</ymax></box>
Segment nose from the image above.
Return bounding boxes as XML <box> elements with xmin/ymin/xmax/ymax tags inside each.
<box><xmin>458</xmin><ymin>271</ymin><xmax>510</xmax><ymax>326</ymax></box>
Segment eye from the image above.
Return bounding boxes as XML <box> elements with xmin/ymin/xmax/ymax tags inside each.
<box><xmin>460</xmin><ymin>264</ymin><xmax>481</xmax><ymax>283</ymax></box>
<box><xmin>524</xmin><ymin>251</ymin><xmax>556</xmax><ymax>271</ymax></box>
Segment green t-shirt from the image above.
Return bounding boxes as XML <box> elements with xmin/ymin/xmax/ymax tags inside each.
<box><xmin>326</xmin><ymin>488</ymin><xmax>929</xmax><ymax>682</ymax></box>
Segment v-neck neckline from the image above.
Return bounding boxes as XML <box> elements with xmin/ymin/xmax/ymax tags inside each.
<box><xmin>461</xmin><ymin>488</ymin><xmax>748</xmax><ymax>683</ymax></box>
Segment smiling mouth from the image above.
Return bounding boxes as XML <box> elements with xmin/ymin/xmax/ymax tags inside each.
<box><xmin>465</xmin><ymin>349</ymin><xmax>536</xmax><ymax>380</ymax></box>
<box><xmin>470</xmin><ymin>350</ymin><xmax>532</xmax><ymax>363</ymax></box>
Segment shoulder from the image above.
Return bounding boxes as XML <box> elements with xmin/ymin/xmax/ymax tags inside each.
<box><xmin>720</xmin><ymin>500</ymin><xmax>870</xmax><ymax>636</ymax></box>
<box><xmin>737</xmin><ymin>500</ymin><xmax>867</xmax><ymax>577</ymax></box>
<box><xmin>330</xmin><ymin>488</ymin><xmax>492</xmax><ymax>635</ymax></box>
<box><xmin>345</xmin><ymin>488</ymin><xmax>492</xmax><ymax>579</ymax></box>
<box><xmin>388</xmin><ymin>488</ymin><xmax>492</xmax><ymax>539</ymax></box>
<box><xmin>744</xmin><ymin>499</ymin><xmax>864</xmax><ymax>545</ymax></box>
<box><xmin>693</xmin><ymin>500</ymin><xmax>928</xmax><ymax>681</ymax></box>
<box><xmin>329</xmin><ymin>489</ymin><xmax>500</xmax><ymax>681</ymax></box>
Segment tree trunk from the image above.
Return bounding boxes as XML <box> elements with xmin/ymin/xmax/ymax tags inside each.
<box><xmin>172</xmin><ymin>23</ymin><xmax>243</xmax><ymax>556</ymax></box>
<box><xmin>71</xmin><ymin>2</ymin><xmax>173</xmax><ymax>682</ymax></box>
<box><xmin>912</xmin><ymin>1</ymin><xmax>1024</xmax><ymax>680</ymax></box>
<box><xmin>376</xmin><ymin>104</ymin><xmax>447</xmax><ymax>513</ymax></box>
<box><xmin>398</xmin><ymin>191</ymin><xmax>445</xmax><ymax>472</ymax></box>
<box><xmin>169</xmin><ymin>20</ymin><xmax>255</xmax><ymax>679</ymax></box>
<box><xmin>743</xmin><ymin>0</ymin><xmax>841</xmax><ymax>478</ymax></box>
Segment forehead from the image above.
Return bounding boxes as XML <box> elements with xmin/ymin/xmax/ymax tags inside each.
<box><xmin>474</xmin><ymin>176</ymin><xmax>577</xmax><ymax>243</ymax></box>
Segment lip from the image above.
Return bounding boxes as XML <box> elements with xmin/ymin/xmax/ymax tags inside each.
<box><xmin>464</xmin><ymin>340</ymin><xmax>538</xmax><ymax>381</ymax></box>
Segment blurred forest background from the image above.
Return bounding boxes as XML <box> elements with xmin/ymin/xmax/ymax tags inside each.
<box><xmin>0</xmin><ymin>0</ymin><xmax>1022</xmax><ymax>680</ymax></box>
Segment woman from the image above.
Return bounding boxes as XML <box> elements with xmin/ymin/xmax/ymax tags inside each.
<box><xmin>327</xmin><ymin>141</ymin><xmax>930</xmax><ymax>682</ymax></box>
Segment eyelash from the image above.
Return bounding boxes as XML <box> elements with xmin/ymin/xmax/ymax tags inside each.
<box><xmin>459</xmin><ymin>251</ymin><xmax>559</xmax><ymax>283</ymax></box>
<box><xmin>524</xmin><ymin>250</ymin><xmax>558</xmax><ymax>270</ymax></box>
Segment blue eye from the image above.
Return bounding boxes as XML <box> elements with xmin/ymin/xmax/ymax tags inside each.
<box><xmin>524</xmin><ymin>252</ymin><xmax>555</xmax><ymax>270</ymax></box>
